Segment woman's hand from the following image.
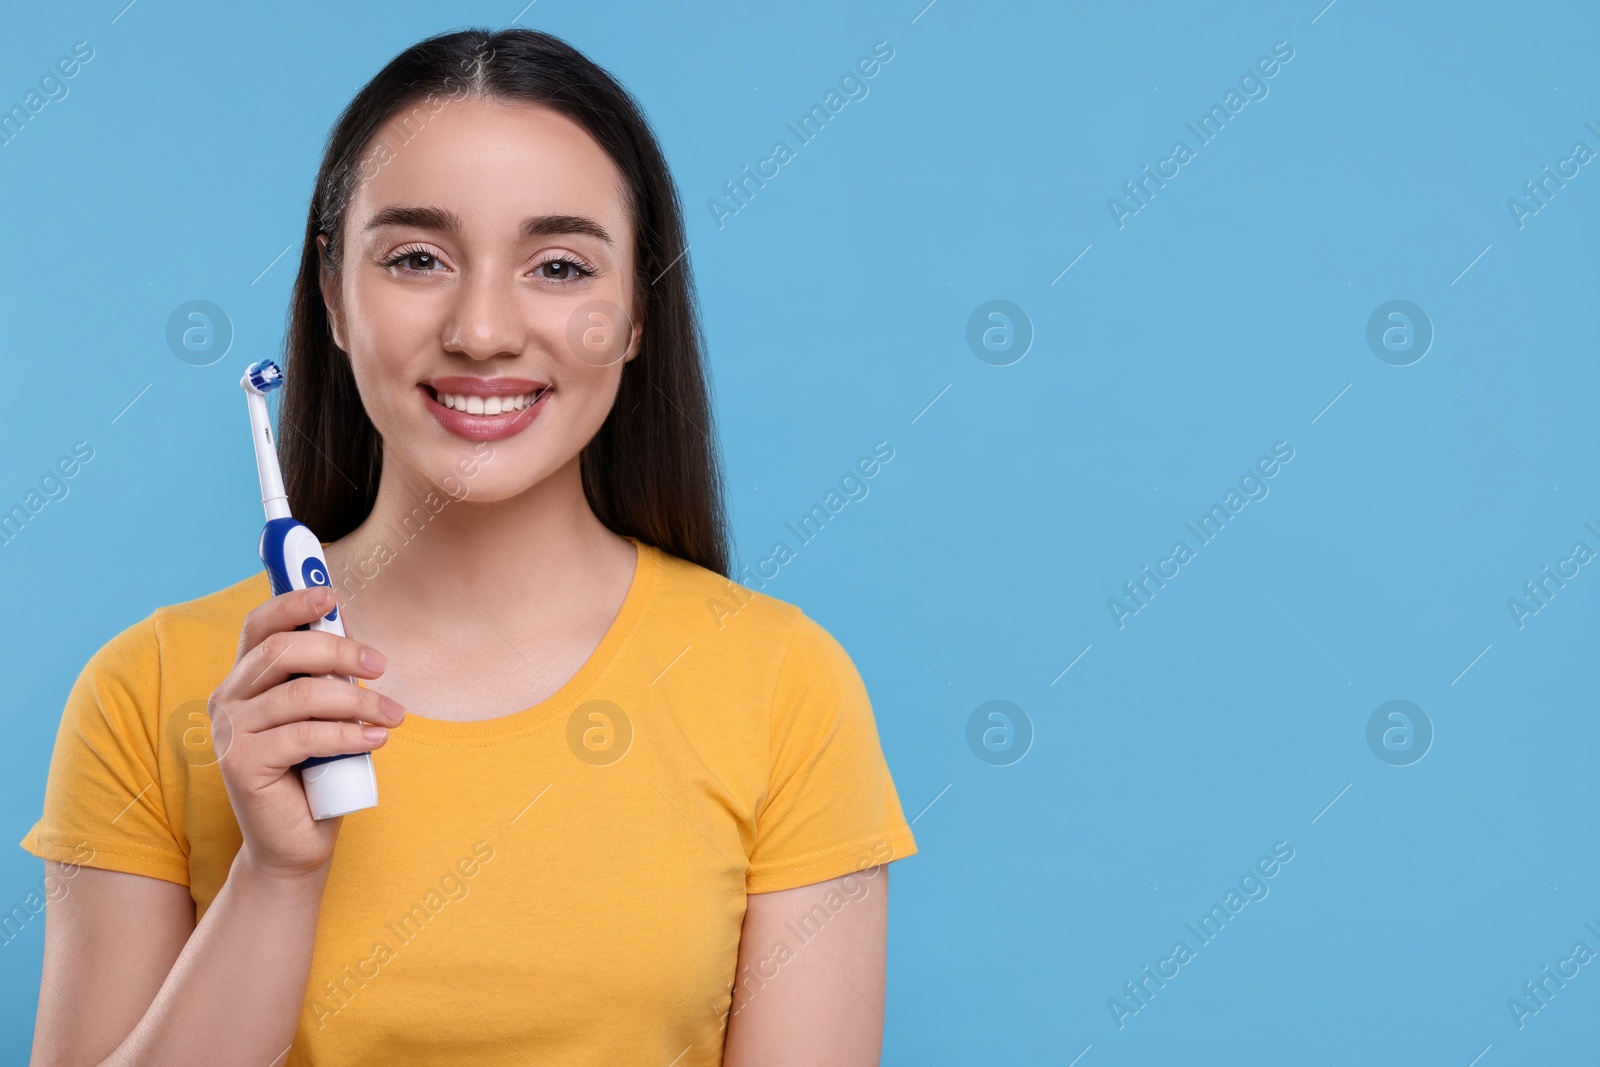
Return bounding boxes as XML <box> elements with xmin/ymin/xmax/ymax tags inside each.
<box><xmin>208</xmin><ymin>585</ymin><xmax>404</xmax><ymax>882</ymax></box>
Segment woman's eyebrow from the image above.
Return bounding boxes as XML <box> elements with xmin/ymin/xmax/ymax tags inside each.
<box><xmin>363</xmin><ymin>205</ymin><xmax>612</xmax><ymax>244</ymax></box>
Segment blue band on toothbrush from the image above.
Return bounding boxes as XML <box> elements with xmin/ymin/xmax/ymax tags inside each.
<box><xmin>260</xmin><ymin>517</ymin><xmax>338</xmax><ymax>623</ymax></box>
<box><xmin>298</xmin><ymin>753</ymin><xmax>358</xmax><ymax>769</ymax></box>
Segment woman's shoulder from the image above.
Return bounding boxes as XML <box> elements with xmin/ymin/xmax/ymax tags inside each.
<box><xmin>22</xmin><ymin>573</ymin><xmax>268</xmax><ymax>888</ymax></box>
<box><xmin>646</xmin><ymin>544</ymin><xmax>856</xmax><ymax>673</ymax></box>
<box><xmin>146</xmin><ymin>570</ymin><xmax>273</xmax><ymax>654</ymax></box>
<box><xmin>84</xmin><ymin>570</ymin><xmax>271</xmax><ymax>695</ymax></box>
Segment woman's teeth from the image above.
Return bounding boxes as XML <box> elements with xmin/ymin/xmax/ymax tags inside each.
<box><xmin>436</xmin><ymin>390</ymin><xmax>543</xmax><ymax>415</ymax></box>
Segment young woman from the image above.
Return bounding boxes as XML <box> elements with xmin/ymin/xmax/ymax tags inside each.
<box><xmin>20</xmin><ymin>28</ymin><xmax>916</xmax><ymax>1066</ymax></box>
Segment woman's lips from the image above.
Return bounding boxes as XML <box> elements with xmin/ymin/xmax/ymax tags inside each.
<box><xmin>424</xmin><ymin>375</ymin><xmax>547</xmax><ymax>397</ymax></box>
<box><xmin>420</xmin><ymin>383</ymin><xmax>552</xmax><ymax>441</ymax></box>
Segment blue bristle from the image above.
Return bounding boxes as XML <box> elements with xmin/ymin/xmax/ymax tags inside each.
<box><xmin>246</xmin><ymin>359</ymin><xmax>284</xmax><ymax>393</ymax></box>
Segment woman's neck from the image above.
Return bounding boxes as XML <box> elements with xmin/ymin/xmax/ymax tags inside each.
<box><xmin>322</xmin><ymin>452</ymin><xmax>635</xmax><ymax>646</ymax></box>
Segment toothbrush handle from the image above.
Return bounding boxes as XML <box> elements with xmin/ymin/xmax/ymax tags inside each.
<box><xmin>258</xmin><ymin>517</ymin><xmax>363</xmax><ymax>771</ymax></box>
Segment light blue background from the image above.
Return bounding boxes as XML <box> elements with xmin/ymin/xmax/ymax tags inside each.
<box><xmin>3</xmin><ymin>1</ymin><xmax>1597</xmax><ymax>1063</ymax></box>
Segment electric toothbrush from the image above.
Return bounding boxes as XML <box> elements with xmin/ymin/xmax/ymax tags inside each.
<box><xmin>241</xmin><ymin>359</ymin><xmax>379</xmax><ymax>820</ymax></box>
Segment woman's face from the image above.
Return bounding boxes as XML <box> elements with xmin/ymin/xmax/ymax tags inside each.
<box><xmin>319</xmin><ymin>96</ymin><xmax>641</xmax><ymax>503</ymax></box>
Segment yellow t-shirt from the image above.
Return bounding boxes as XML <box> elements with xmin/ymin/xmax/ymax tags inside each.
<box><xmin>19</xmin><ymin>537</ymin><xmax>917</xmax><ymax>1064</ymax></box>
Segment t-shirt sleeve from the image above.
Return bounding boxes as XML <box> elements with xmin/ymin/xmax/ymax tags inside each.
<box><xmin>745</xmin><ymin>611</ymin><xmax>918</xmax><ymax>894</ymax></box>
<box><xmin>17</xmin><ymin>614</ymin><xmax>191</xmax><ymax>887</ymax></box>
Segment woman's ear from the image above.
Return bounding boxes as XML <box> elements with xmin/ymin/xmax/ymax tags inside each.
<box><xmin>623</xmin><ymin>296</ymin><xmax>645</xmax><ymax>363</ymax></box>
<box><xmin>316</xmin><ymin>234</ymin><xmax>348</xmax><ymax>352</ymax></box>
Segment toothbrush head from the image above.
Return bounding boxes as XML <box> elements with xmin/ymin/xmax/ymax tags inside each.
<box><xmin>242</xmin><ymin>359</ymin><xmax>284</xmax><ymax>395</ymax></box>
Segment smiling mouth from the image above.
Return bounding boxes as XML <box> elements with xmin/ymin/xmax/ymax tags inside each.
<box><xmin>423</xmin><ymin>384</ymin><xmax>553</xmax><ymax>415</ymax></box>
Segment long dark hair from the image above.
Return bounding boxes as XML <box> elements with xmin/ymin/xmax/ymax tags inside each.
<box><xmin>279</xmin><ymin>28</ymin><xmax>728</xmax><ymax>576</ymax></box>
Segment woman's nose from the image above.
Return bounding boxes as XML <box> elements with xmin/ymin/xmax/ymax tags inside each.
<box><xmin>443</xmin><ymin>267</ymin><xmax>526</xmax><ymax>361</ymax></box>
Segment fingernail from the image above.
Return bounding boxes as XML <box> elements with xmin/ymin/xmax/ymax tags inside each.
<box><xmin>361</xmin><ymin>647</ymin><xmax>387</xmax><ymax>673</ymax></box>
<box><xmin>363</xmin><ymin>725</ymin><xmax>388</xmax><ymax>742</ymax></box>
<box><xmin>379</xmin><ymin>695</ymin><xmax>405</xmax><ymax>723</ymax></box>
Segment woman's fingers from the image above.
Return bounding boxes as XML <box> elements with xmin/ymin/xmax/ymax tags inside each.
<box><xmin>206</xmin><ymin>585</ymin><xmax>392</xmax><ymax>880</ymax></box>
<box><xmin>231</xmin><ymin>717</ymin><xmax>392</xmax><ymax>776</ymax></box>
<box><xmin>231</xmin><ymin>627</ymin><xmax>387</xmax><ymax>702</ymax></box>
<box><xmin>237</xmin><ymin>585</ymin><xmax>340</xmax><ymax>660</ymax></box>
<box><xmin>235</xmin><ymin>675</ymin><xmax>405</xmax><ymax>735</ymax></box>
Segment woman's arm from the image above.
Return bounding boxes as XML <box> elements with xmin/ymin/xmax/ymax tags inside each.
<box><xmin>30</xmin><ymin>585</ymin><xmax>397</xmax><ymax>1065</ymax></box>
<box><xmin>30</xmin><ymin>864</ymin><xmax>192</xmax><ymax>1065</ymax></box>
<box><xmin>31</xmin><ymin>855</ymin><xmax>330</xmax><ymax>1067</ymax></box>
<box><xmin>722</xmin><ymin>866</ymin><xmax>891</xmax><ymax>1067</ymax></box>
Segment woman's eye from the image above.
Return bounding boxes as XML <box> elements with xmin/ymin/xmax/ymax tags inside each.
<box><xmin>395</xmin><ymin>252</ymin><xmax>440</xmax><ymax>272</ymax></box>
<box><xmin>384</xmin><ymin>251</ymin><xmax>589</xmax><ymax>279</ymax></box>
<box><xmin>536</xmin><ymin>259</ymin><xmax>590</xmax><ymax>281</ymax></box>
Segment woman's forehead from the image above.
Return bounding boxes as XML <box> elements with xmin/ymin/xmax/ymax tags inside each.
<box><xmin>351</xmin><ymin>97</ymin><xmax>630</xmax><ymax>239</ymax></box>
